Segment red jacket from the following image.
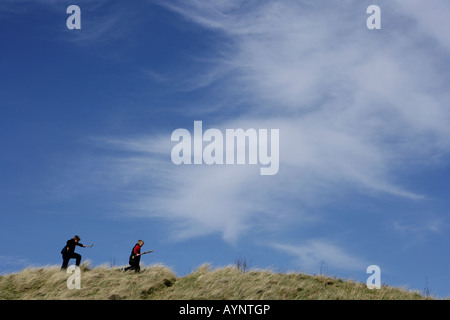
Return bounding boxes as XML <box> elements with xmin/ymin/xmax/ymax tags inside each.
<box><xmin>132</xmin><ymin>243</ymin><xmax>141</xmax><ymax>256</ymax></box>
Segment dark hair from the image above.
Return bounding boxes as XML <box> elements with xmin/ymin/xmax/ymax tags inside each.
<box><xmin>74</xmin><ymin>235</ymin><xmax>80</xmax><ymax>241</ymax></box>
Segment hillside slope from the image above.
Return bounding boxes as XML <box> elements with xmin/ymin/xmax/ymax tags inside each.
<box><xmin>0</xmin><ymin>263</ymin><xmax>429</xmax><ymax>300</ymax></box>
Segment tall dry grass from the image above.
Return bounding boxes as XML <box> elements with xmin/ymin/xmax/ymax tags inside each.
<box><xmin>0</xmin><ymin>262</ymin><xmax>430</xmax><ymax>300</ymax></box>
<box><xmin>0</xmin><ymin>262</ymin><xmax>176</xmax><ymax>300</ymax></box>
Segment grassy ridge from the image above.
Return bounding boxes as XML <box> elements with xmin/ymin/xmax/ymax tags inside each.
<box><xmin>0</xmin><ymin>263</ymin><xmax>429</xmax><ymax>300</ymax></box>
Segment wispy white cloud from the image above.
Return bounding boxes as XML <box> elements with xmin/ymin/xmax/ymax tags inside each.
<box><xmin>393</xmin><ymin>218</ymin><xmax>445</xmax><ymax>237</ymax></box>
<box><xmin>271</xmin><ymin>240</ymin><xmax>367</xmax><ymax>272</ymax></box>
<box><xmin>394</xmin><ymin>0</ymin><xmax>450</xmax><ymax>51</ymax></box>
<box><xmin>55</xmin><ymin>1</ymin><xmax>450</xmax><ymax>246</ymax></box>
<box><xmin>85</xmin><ymin>134</ymin><xmax>289</xmax><ymax>243</ymax></box>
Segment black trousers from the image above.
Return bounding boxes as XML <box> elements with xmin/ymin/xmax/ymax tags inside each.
<box><xmin>124</xmin><ymin>255</ymin><xmax>140</xmax><ymax>273</ymax></box>
<box><xmin>61</xmin><ymin>252</ymin><xmax>82</xmax><ymax>269</ymax></box>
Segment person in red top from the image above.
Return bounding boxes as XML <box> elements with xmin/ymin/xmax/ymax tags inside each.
<box><xmin>122</xmin><ymin>240</ymin><xmax>147</xmax><ymax>273</ymax></box>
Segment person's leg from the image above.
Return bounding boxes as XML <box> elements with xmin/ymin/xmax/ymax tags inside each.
<box><xmin>61</xmin><ymin>254</ymin><xmax>69</xmax><ymax>269</ymax></box>
<box><xmin>73</xmin><ymin>253</ymin><xmax>82</xmax><ymax>266</ymax></box>
<box><xmin>123</xmin><ymin>258</ymin><xmax>136</xmax><ymax>272</ymax></box>
<box><xmin>123</xmin><ymin>266</ymin><xmax>132</xmax><ymax>271</ymax></box>
<box><xmin>134</xmin><ymin>257</ymin><xmax>141</xmax><ymax>273</ymax></box>
<box><xmin>126</xmin><ymin>258</ymin><xmax>139</xmax><ymax>272</ymax></box>
<box><xmin>123</xmin><ymin>256</ymin><xmax>134</xmax><ymax>271</ymax></box>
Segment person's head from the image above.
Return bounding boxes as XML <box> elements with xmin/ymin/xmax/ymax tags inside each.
<box><xmin>137</xmin><ymin>240</ymin><xmax>144</xmax><ymax>246</ymax></box>
<box><xmin>74</xmin><ymin>235</ymin><xmax>80</xmax><ymax>243</ymax></box>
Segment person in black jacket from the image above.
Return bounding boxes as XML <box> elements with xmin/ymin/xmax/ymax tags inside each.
<box><xmin>61</xmin><ymin>235</ymin><xmax>93</xmax><ymax>270</ymax></box>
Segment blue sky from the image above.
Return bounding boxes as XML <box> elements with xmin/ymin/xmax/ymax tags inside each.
<box><xmin>0</xmin><ymin>0</ymin><xmax>449</xmax><ymax>298</ymax></box>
